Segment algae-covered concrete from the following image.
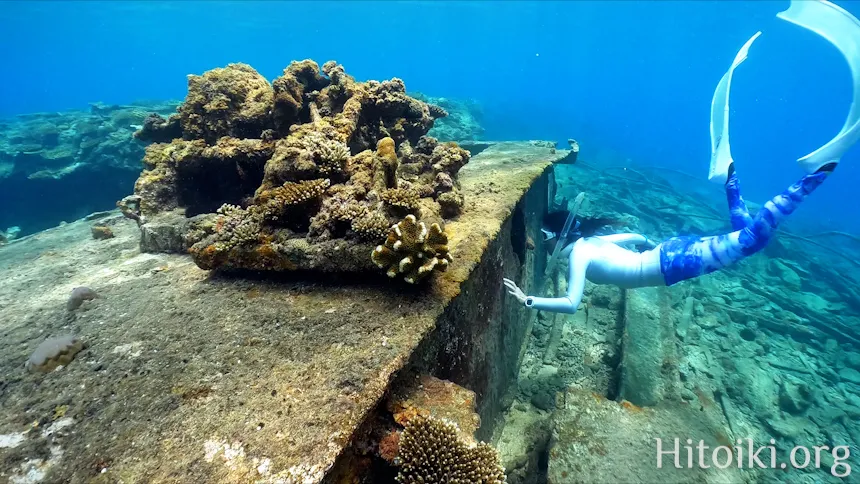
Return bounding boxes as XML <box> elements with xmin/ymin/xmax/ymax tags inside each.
<box><xmin>619</xmin><ymin>286</ymin><xmax>680</xmax><ymax>407</ymax></box>
<box><xmin>0</xmin><ymin>142</ymin><xmax>562</xmax><ymax>483</ymax></box>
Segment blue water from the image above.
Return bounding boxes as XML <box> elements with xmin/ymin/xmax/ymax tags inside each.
<box><xmin>1</xmin><ymin>0</ymin><xmax>858</xmax><ymax>232</ymax></box>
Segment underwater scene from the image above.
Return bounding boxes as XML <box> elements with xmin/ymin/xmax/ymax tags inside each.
<box><xmin>2</xmin><ymin>1</ymin><xmax>860</xmax><ymax>483</ymax></box>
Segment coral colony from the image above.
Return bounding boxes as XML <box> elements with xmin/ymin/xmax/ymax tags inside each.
<box><xmin>132</xmin><ymin>60</ymin><xmax>468</xmax><ymax>283</ymax></box>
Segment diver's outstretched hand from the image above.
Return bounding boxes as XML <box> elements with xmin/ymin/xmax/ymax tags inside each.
<box><xmin>503</xmin><ymin>278</ymin><xmax>527</xmax><ymax>304</ymax></box>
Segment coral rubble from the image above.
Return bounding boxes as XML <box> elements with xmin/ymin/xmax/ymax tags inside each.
<box><xmin>131</xmin><ymin>60</ymin><xmax>469</xmax><ymax>282</ymax></box>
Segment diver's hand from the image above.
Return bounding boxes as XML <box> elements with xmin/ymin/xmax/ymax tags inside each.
<box><xmin>503</xmin><ymin>278</ymin><xmax>527</xmax><ymax>304</ymax></box>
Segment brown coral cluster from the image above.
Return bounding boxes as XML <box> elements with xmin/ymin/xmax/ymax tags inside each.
<box><xmin>179</xmin><ymin>63</ymin><xmax>275</xmax><ymax>142</ymax></box>
<box><xmin>131</xmin><ymin>60</ymin><xmax>469</xmax><ymax>282</ymax></box>
<box><xmin>395</xmin><ymin>414</ymin><xmax>506</xmax><ymax>484</ymax></box>
<box><xmin>371</xmin><ymin>215</ymin><xmax>452</xmax><ymax>284</ymax></box>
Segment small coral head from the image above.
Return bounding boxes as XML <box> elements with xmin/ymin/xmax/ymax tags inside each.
<box><xmin>370</xmin><ymin>214</ymin><xmax>452</xmax><ymax>284</ymax></box>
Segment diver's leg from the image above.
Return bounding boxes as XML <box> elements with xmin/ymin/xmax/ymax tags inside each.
<box><xmin>661</xmin><ymin>164</ymin><xmax>834</xmax><ymax>286</ymax></box>
<box><xmin>736</xmin><ymin>164</ymin><xmax>833</xmax><ymax>254</ymax></box>
<box><xmin>725</xmin><ymin>163</ymin><xmax>754</xmax><ymax>230</ymax></box>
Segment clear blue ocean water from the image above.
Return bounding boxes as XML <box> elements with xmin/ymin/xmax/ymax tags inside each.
<box><xmin>0</xmin><ymin>0</ymin><xmax>857</xmax><ymax>231</ymax></box>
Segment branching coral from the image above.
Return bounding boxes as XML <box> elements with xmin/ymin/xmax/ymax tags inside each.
<box><xmin>259</xmin><ymin>123</ymin><xmax>350</xmax><ymax>190</ymax></box>
<box><xmin>381</xmin><ymin>188</ymin><xmax>420</xmax><ymax>214</ymax></box>
<box><xmin>254</xmin><ymin>178</ymin><xmax>330</xmax><ymax>225</ymax></box>
<box><xmin>189</xmin><ymin>179</ymin><xmax>329</xmax><ymax>269</ymax></box>
<box><xmin>437</xmin><ymin>190</ymin><xmax>465</xmax><ymax>218</ymax></box>
<box><xmin>351</xmin><ymin>208</ymin><xmax>391</xmax><ymax>242</ymax></box>
<box><xmin>209</xmin><ymin>203</ymin><xmax>265</xmax><ymax>251</ymax></box>
<box><xmin>372</xmin><ymin>214</ymin><xmax>452</xmax><ymax>284</ymax></box>
<box><xmin>395</xmin><ymin>414</ymin><xmax>506</xmax><ymax>484</ymax></box>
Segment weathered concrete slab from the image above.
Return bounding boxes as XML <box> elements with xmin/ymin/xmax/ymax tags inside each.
<box><xmin>619</xmin><ymin>286</ymin><xmax>680</xmax><ymax>406</ymax></box>
<box><xmin>0</xmin><ymin>142</ymin><xmax>561</xmax><ymax>483</ymax></box>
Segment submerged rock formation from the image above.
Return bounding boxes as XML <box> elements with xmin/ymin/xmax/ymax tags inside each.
<box><xmin>411</xmin><ymin>93</ymin><xmax>485</xmax><ymax>142</ymax></box>
<box><xmin>0</xmin><ymin>101</ymin><xmax>180</xmax><ymax>235</ymax></box>
<box><xmin>131</xmin><ymin>60</ymin><xmax>469</xmax><ymax>283</ymax></box>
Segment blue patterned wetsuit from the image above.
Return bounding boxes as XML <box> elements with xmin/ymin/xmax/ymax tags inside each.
<box><xmin>510</xmin><ymin>164</ymin><xmax>833</xmax><ymax>315</ymax></box>
<box><xmin>659</xmin><ymin>164</ymin><xmax>830</xmax><ymax>285</ymax></box>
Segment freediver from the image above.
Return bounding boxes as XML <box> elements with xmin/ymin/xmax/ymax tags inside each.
<box><xmin>504</xmin><ymin>0</ymin><xmax>860</xmax><ymax>315</ymax></box>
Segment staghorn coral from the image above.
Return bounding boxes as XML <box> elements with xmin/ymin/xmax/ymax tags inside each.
<box><xmin>372</xmin><ymin>214</ymin><xmax>452</xmax><ymax>284</ymax></box>
<box><xmin>395</xmin><ymin>414</ymin><xmax>506</xmax><ymax>484</ymax></box>
<box><xmin>179</xmin><ymin>63</ymin><xmax>274</xmax><ymax>142</ymax></box>
<box><xmin>128</xmin><ymin>60</ymin><xmax>469</xmax><ymax>280</ymax></box>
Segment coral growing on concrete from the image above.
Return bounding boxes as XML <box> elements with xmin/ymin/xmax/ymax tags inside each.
<box><xmin>395</xmin><ymin>414</ymin><xmax>506</xmax><ymax>484</ymax></box>
<box><xmin>26</xmin><ymin>335</ymin><xmax>85</xmax><ymax>373</ymax></box>
<box><xmin>67</xmin><ymin>286</ymin><xmax>99</xmax><ymax>311</ymax></box>
<box><xmin>130</xmin><ymin>60</ymin><xmax>469</xmax><ymax>281</ymax></box>
<box><xmin>371</xmin><ymin>214</ymin><xmax>452</xmax><ymax>284</ymax></box>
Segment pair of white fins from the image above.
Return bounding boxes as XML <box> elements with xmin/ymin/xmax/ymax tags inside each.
<box><xmin>709</xmin><ymin>0</ymin><xmax>860</xmax><ymax>183</ymax></box>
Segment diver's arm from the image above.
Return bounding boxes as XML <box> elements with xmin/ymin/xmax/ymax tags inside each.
<box><xmin>597</xmin><ymin>233</ymin><xmax>656</xmax><ymax>249</ymax></box>
<box><xmin>524</xmin><ymin>242</ymin><xmax>589</xmax><ymax>314</ymax></box>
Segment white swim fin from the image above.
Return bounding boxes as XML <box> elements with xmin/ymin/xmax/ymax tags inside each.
<box><xmin>709</xmin><ymin>31</ymin><xmax>762</xmax><ymax>184</ymax></box>
<box><xmin>777</xmin><ymin>0</ymin><xmax>860</xmax><ymax>173</ymax></box>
